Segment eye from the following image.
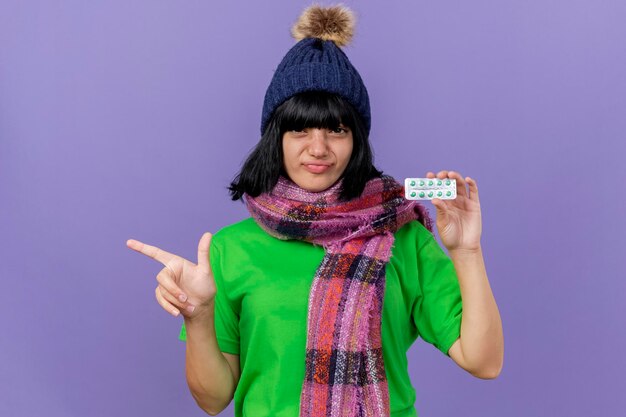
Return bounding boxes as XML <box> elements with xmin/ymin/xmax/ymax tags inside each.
<box><xmin>332</xmin><ymin>126</ymin><xmax>349</xmax><ymax>134</ymax></box>
<box><xmin>288</xmin><ymin>128</ymin><xmax>307</xmax><ymax>135</ymax></box>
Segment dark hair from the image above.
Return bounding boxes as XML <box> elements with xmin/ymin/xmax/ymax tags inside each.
<box><xmin>228</xmin><ymin>90</ymin><xmax>383</xmax><ymax>202</ymax></box>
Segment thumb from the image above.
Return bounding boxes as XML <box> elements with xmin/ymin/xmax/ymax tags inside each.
<box><xmin>197</xmin><ymin>232</ymin><xmax>213</xmax><ymax>274</ymax></box>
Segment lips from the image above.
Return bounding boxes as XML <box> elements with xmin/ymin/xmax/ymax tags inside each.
<box><xmin>303</xmin><ymin>163</ymin><xmax>331</xmax><ymax>174</ymax></box>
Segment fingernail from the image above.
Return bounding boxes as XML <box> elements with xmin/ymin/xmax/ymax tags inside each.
<box><xmin>187</xmin><ymin>305</ymin><xmax>195</xmax><ymax>313</ymax></box>
<box><xmin>179</xmin><ymin>294</ymin><xmax>187</xmax><ymax>302</ymax></box>
<box><xmin>172</xmin><ymin>308</ymin><xmax>179</xmax><ymax>316</ymax></box>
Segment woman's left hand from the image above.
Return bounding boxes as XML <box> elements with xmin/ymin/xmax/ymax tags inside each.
<box><xmin>426</xmin><ymin>170</ymin><xmax>482</xmax><ymax>252</ymax></box>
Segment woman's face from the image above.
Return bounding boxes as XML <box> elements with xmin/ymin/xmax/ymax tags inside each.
<box><xmin>282</xmin><ymin>124</ymin><xmax>353</xmax><ymax>192</ymax></box>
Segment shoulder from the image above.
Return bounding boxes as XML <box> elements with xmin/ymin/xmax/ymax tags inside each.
<box><xmin>211</xmin><ymin>217</ymin><xmax>283</xmax><ymax>256</ymax></box>
<box><xmin>212</xmin><ymin>217</ymin><xmax>264</xmax><ymax>246</ymax></box>
<box><xmin>208</xmin><ymin>217</ymin><xmax>267</xmax><ymax>274</ymax></box>
<box><xmin>394</xmin><ymin>219</ymin><xmax>436</xmax><ymax>251</ymax></box>
<box><xmin>214</xmin><ymin>216</ymin><xmax>260</xmax><ymax>236</ymax></box>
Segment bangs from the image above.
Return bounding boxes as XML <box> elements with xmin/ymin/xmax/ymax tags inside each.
<box><xmin>274</xmin><ymin>90</ymin><xmax>357</xmax><ymax>133</ymax></box>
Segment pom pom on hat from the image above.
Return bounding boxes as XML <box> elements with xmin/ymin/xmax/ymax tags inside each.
<box><xmin>291</xmin><ymin>4</ymin><xmax>355</xmax><ymax>47</ymax></box>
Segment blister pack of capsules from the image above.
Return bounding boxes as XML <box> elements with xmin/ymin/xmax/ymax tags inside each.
<box><xmin>404</xmin><ymin>178</ymin><xmax>457</xmax><ymax>200</ymax></box>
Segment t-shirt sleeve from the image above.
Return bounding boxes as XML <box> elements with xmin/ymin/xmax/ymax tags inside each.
<box><xmin>178</xmin><ymin>237</ymin><xmax>241</xmax><ymax>355</ymax></box>
<box><xmin>412</xmin><ymin>234</ymin><xmax>463</xmax><ymax>357</ymax></box>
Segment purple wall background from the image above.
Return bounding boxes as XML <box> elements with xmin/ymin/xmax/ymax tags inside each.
<box><xmin>1</xmin><ymin>1</ymin><xmax>624</xmax><ymax>416</ymax></box>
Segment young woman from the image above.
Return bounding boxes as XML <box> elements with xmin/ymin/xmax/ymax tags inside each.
<box><xmin>127</xmin><ymin>5</ymin><xmax>503</xmax><ymax>417</ymax></box>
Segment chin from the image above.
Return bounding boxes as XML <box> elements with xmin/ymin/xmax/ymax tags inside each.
<box><xmin>295</xmin><ymin>175</ymin><xmax>339</xmax><ymax>192</ymax></box>
<box><xmin>298</xmin><ymin>183</ymin><xmax>329</xmax><ymax>192</ymax></box>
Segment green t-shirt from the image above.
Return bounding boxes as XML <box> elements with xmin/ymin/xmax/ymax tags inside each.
<box><xmin>179</xmin><ymin>217</ymin><xmax>462</xmax><ymax>417</ymax></box>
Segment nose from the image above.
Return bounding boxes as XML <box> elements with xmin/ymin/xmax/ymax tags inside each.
<box><xmin>308</xmin><ymin>129</ymin><xmax>329</xmax><ymax>158</ymax></box>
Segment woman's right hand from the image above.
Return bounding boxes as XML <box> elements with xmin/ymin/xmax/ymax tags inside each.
<box><xmin>126</xmin><ymin>232</ymin><xmax>216</xmax><ymax>319</ymax></box>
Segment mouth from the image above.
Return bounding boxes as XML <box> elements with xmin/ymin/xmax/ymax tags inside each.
<box><xmin>303</xmin><ymin>163</ymin><xmax>331</xmax><ymax>174</ymax></box>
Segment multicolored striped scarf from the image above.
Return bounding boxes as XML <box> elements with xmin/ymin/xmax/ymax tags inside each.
<box><xmin>244</xmin><ymin>174</ymin><xmax>433</xmax><ymax>417</ymax></box>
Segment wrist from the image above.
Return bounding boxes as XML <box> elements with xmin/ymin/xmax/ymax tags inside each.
<box><xmin>449</xmin><ymin>245</ymin><xmax>482</xmax><ymax>258</ymax></box>
<box><xmin>184</xmin><ymin>301</ymin><xmax>215</xmax><ymax>325</ymax></box>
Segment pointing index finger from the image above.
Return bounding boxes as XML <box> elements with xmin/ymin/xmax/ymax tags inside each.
<box><xmin>126</xmin><ymin>239</ymin><xmax>177</xmax><ymax>266</ymax></box>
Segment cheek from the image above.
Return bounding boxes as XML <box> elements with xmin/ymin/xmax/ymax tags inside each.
<box><xmin>281</xmin><ymin>141</ymin><xmax>291</xmax><ymax>158</ymax></box>
<box><xmin>342</xmin><ymin>143</ymin><xmax>354</xmax><ymax>164</ymax></box>
<box><xmin>282</xmin><ymin>144</ymin><xmax>300</xmax><ymax>167</ymax></box>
